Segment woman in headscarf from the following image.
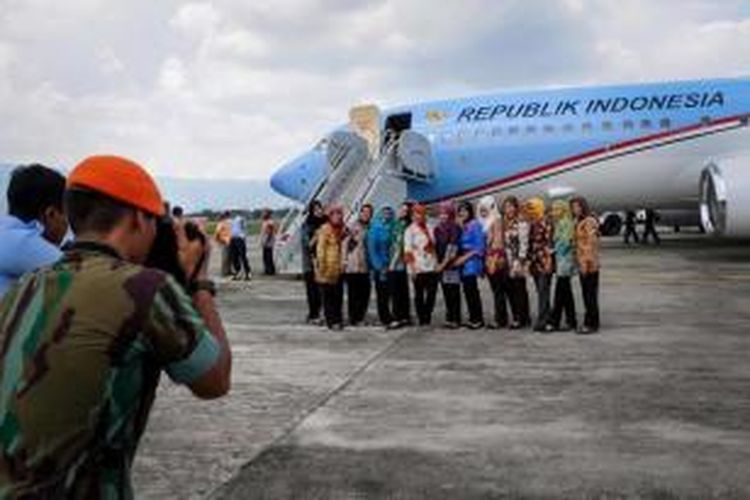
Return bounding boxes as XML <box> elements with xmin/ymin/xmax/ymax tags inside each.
<box><xmin>367</xmin><ymin>205</ymin><xmax>395</xmax><ymax>327</ymax></box>
<box><xmin>502</xmin><ymin>196</ymin><xmax>531</xmax><ymax>329</ymax></box>
<box><xmin>387</xmin><ymin>202</ymin><xmax>414</xmax><ymax>329</ymax></box>
<box><xmin>434</xmin><ymin>201</ymin><xmax>463</xmax><ymax>328</ymax></box>
<box><xmin>343</xmin><ymin>204</ymin><xmax>373</xmax><ymax>326</ymax></box>
<box><xmin>301</xmin><ymin>200</ymin><xmax>325</xmax><ymax>324</ymax></box>
<box><xmin>455</xmin><ymin>201</ymin><xmax>485</xmax><ymax>329</ymax></box>
<box><xmin>526</xmin><ymin>197</ymin><xmax>555</xmax><ymax>332</ymax></box>
<box><xmin>478</xmin><ymin>195</ymin><xmax>511</xmax><ymax>329</ymax></box>
<box><xmin>571</xmin><ymin>196</ymin><xmax>601</xmax><ymax>334</ymax></box>
<box><xmin>404</xmin><ymin>203</ymin><xmax>438</xmax><ymax>326</ymax></box>
<box><xmin>548</xmin><ymin>199</ymin><xmax>578</xmax><ymax>331</ymax></box>
<box><xmin>315</xmin><ymin>205</ymin><xmax>346</xmax><ymax>330</ymax></box>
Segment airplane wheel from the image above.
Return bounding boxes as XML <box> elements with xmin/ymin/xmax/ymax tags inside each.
<box><xmin>600</xmin><ymin>214</ymin><xmax>623</xmax><ymax>237</ymax></box>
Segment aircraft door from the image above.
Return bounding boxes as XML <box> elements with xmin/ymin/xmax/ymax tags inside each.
<box><xmin>397</xmin><ymin>130</ymin><xmax>434</xmax><ymax>182</ymax></box>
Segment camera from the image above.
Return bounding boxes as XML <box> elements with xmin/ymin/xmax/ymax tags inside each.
<box><xmin>146</xmin><ymin>217</ymin><xmax>206</xmax><ymax>286</ymax></box>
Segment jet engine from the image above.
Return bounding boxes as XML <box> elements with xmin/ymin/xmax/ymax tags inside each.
<box><xmin>700</xmin><ymin>157</ymin><xmax>750</xmax><ymax>237</ymax></box>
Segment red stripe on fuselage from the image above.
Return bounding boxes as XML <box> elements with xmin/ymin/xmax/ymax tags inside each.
<box><xmin>425</xmin><ymin>114</ymin><xmax>748</xmax><ymax>204</ymax></box>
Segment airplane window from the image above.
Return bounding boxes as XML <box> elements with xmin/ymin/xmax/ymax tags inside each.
<box><xmin>314</xmin><ymin>139</ymin><xmax>328</xmax><ymax>151</ymax></box>
<box><xmin>525</xmin><ymin>125</ymin><xmax>537</xmax><ymax>134</ymax></box>
<box><xmin>543</xmin><ymin>125</ymin><xmax>555</xmax><ymax>134</ymax></box>
<box><xmin>659</xmin><ymin>118</ymin><xmax>671</xmax><ymax>129</ymax></box>
<box><xmin>623</xmin><ymin>120</ymin><xmax>634</xmax><ymax>130</ymax></box>
<box><xmin>640</xmin><ymin>119</ymin><xmax>652</xmax><ymax>129</ymax></box>
<box><xmin>701</xmin><ymin>116</ymin><xmax>712</xmax><ymax>125</ymax></box>
<box><xmin>508</xmin><ymin>126</ymin><xmax>519</xmax><ymax>135</ymax></box>
<box><xmin>582</xmin><ymin>122</ymin><xmax>593</xmax><ymax>133</ymax></box>
<box><xmin>456</xmin><ymin>129</ymin><xmax>467</xmax><ymax>144</ymax></box>
<box><xmin>602</xmin><ymin>121</ymin><xmax>614</xmax><ymax>132</ymax></box>
<box><xmin>562</xmin><ymin>123</ymin><xmax>574</xmax><ymax>133</ymax></box>
<box><xmin>491</xmin><ymin>127</ymin><xmax>503</xmax><ymax>137</ymax></box>
<box><xmin>474</xmin><ymin>128</ymin><xmax>486</xmax><ymax>139</ymax></box>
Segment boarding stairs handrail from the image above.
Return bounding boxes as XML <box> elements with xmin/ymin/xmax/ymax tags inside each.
<box><xmin>275</xmin><ymin>169</ymin><xmax>330</xmax><ymax>272</ymax></box>
<box><xmin>275</xmin><ymin>131</ymin><xmax>376</xmax><ymax>273</ymax></box>
<box><xmin>344</xmin><ymin>136</ymin><xmax>400</xmax><ymax>225</ymax></box>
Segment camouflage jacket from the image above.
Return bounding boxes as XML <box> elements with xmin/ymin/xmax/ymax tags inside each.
<box><xmin>0</xmin><ymin>242</ymin><xmax>220</xmax><ymax>499</ymax></box>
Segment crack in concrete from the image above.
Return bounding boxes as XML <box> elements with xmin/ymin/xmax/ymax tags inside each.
<box><xmin>208</xmin><ymin>327</ymin><xmax>414</xmax><ymax>499</ymax></box>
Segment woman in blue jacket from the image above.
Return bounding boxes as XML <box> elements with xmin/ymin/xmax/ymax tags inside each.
<box><xmin>455</xmin><ymin>201</ymin><xmax>486</xmax><ymax>329</ymax></box>
<box><xmin>366</xmin><ymin>206</ymin><xmax>395</xmax><ymax>327</ymax></box>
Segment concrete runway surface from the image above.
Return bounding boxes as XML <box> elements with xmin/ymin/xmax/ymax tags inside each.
<box><xmin>132</xmin><ymin>235</ymin><xmax>750</xmax><ymax>499</ymax></box>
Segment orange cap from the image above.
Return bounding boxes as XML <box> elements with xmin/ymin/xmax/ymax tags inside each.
<box><xmin>68</xmin><ymin>155</ymin><xmax>165</xmax><ymax>217</ymax></box>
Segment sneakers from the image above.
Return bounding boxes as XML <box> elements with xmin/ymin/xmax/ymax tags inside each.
<box><xmin>443</xmin><ymin>321</ymin><xmax>460</xmax><ymax>330</ymax></box>
<box><xmin>465</xmin><ymin>321</ymin><xmax>484</xmax><ymax>330</ymax></box>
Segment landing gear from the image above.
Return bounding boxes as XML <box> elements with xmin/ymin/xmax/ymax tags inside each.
<box><xmin>600</xmin><ymin>213</ymin><xmax>623</xmax><ymax>237</ymax></box>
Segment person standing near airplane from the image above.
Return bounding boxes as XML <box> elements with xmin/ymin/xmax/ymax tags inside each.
<box><xmin>526</xmin><ymin>197</ymin><xmax>555</xmax><ymax>332</ymax></box>
<box><xmin>434</xmin><ymin>201</ymin><xmax>463</xmax><ymax>329</ymax></box>
<box><xmin>404</xmin><ymin>204</ymin><xmax>438</xmax><ymax>326</ymax></box>
<box><xmin>548</xmin><ymin>200</ymin><xmax>578</xmax><ymax>332</ymax></box>
<box><xmin>367</xmin><ymin>206</ymin><xmax>395</xmax><ymax>327</ymax></box>
<box><xmin>315</xmin><ymin>205</ymin><xmax>346</xmax><ymax>330</ymax></box>
<box><xmin>478</xmin><ymin>195</ymin><xmax>511</xmax><ymax>329</ymax></box>
<box><xmin>0</xmin><ymin>165</ymin><xmax>68</xmax><ymax>299</ymax></box>
<box><xmin>642</xmin><ymin>208</ymin><xmax>661</xmax><ymax>245</ymax></box>
<box><xmin>623</xmin><ymin>210</ymin><xmax>640</xmax><ymax>245</ymax></box>
<box><xmin>343</xmin><ymin>204</ymin><xmax>373</xmax><ymax>326</ymax></box>
<box><xmin>387</xmin><ymin>202</ymin><xmax>413</xmax><ymax>329</ymax></box>
<box><xmin>301</xmin><ymin>200</ymin><xmax>325</xmax><ymax>324</ymax></box>
<box><xmin>229</xmin><ymin>212</ymin><xmax>252</xmax><ymax>280</ymax></box>
<box><xmin>260</xmin><ymin>209</ymin><xmax>277</xmax><ymax>275</ymax></box>
<box><xmin>571</xmin><ymin>196</ymin><xmax>601</xmax><ymax>334</ymax></box>
<box><xmin>455</xmin><ymin>201</ymin><xmax>485</xmax><ymax>330</ymax></box>
<box><xmin>214</xmin><ymin>211</ymin><xmax>233</xmax><ymax>277</ymax></box>
<box><xmin>503</xmin><ymin>196</ymin><xmax>531</xmax><ymax>329</ymax></box>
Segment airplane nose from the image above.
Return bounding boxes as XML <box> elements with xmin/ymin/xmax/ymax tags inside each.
<box><xmin>270</xmin><ymin>150</ymin><xmax>326</xmax><ymax>202</ymax></box>
<box><xmin>270</xmin><ymin>164</ymin><xmax>298</xmax><ymax>200</ymax></box>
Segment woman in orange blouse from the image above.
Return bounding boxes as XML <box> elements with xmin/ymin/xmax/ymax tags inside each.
<box><xmin>571</xmin><ymin>196</ymin><xmax>601</xmax><ymax>334</ymax></box>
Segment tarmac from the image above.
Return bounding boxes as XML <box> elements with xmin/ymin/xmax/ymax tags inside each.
<box><xmin>132</xmin><ymin>234</ymin><xmax>750</xmax><ymax>499</ymax></box>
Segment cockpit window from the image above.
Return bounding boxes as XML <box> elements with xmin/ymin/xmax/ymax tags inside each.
<box><xmin>314</xmin><ymin>139</ymin><xmax>328</xmax><ymax>151</ymax></box>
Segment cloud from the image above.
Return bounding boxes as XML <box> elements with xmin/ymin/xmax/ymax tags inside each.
<box><xmin>169</xmin><ymin>2</ymin><xmax>221</xmax><ymax>40</ymax></box>
<box><xmin>0</xmin><ymin>0</ymin><xmax>748</xmax><ymax>181</ymax></box>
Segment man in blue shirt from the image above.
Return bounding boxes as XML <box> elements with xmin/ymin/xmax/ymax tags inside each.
<box><xmin>0</xmin><ymin>164</ymin><xmax>68</xmax><ymax>298</ymax></box>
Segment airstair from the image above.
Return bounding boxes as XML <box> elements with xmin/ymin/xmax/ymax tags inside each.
<box><xmin>275</xmin><ymin>106</ymin><xmax>435</xmax><ymax>274</ymax></box>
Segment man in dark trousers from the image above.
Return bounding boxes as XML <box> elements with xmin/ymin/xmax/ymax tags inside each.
<box><xmin>623</xmin><ymin>210</ymin><xmax>639</xmax><ymax>245</ymax></box>
<box><xmin>642</xmin><ymin>208</ymin><xmax>661</xmax><ymax>245</ymax></box>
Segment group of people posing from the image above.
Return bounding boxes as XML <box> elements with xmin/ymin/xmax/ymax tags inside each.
<box><xmin>301</xmin><ymin>194</ymin><xmax>602</xmax><ymax>334</ymax></box>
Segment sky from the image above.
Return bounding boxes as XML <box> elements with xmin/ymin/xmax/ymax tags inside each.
<box><xmin>0</xmin><ymin>0</ymin><xmax>749</xmax><ymax>181</ymax></box>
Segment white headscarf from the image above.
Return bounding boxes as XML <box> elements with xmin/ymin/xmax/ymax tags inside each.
<box><xmin>477</xmin><ymin>195</ymin><xmax>501</xmax><ymax>232</ymax></box>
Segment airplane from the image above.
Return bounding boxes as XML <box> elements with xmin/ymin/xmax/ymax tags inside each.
<box><xmin>270</xmin><ymin>77</ymin><xmax>750</xmax><ymax>238</ymax></box>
